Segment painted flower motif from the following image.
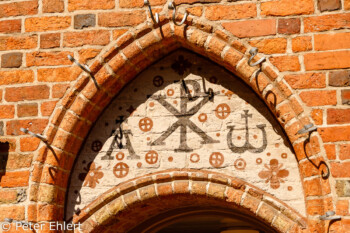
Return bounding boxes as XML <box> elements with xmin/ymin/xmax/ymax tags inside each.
<box><xmin>79</xmin><ymin>162</ymin><xmax>104</xmax><ymax>189</ymax></box>
<box><xmin>258</xmin><ymin>159</ymin><xmax>289</xmax><ymax>189</ymax></box>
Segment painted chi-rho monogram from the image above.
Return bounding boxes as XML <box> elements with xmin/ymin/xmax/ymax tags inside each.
<box><xmin>66</xmin><ymin>50</ymin><xmax>306</xmax><ymax>221</ymax></box>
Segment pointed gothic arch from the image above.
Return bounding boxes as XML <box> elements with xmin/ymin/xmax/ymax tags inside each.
<box><xmin>29</xmin><ymin>17</ymin><xmax>331</xmax><ymax>233</ymax></box>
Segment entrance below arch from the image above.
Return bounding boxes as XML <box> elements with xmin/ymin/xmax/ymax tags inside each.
<box><xmin>130</xmin><ymin>208</ymin><xmax>277</xmax><ymax>233</ymax></box>
<box><xmin>65</xmin><ymin>49</ymin><xmax>307</xmax><ymax>231</ymax></box>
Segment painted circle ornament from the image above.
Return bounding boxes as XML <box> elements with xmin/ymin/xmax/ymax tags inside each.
<box><xmin>215</xmin><ymin>104</ymin><xmax>230</xmax><ymax>119</ymax></box>
<box><xmin>139</xmin><ymin>117</ymin><xmax>153</xmax><ymax>132</ymax></box>
<box><xmin>91</xmin><ymin>140</ymin><xmax>102</xmax><ymax>152</ymax></box>
<box><xmin>190</xmin><ymin>153</ymin><xmax>200</xmax><ymax>163</ymax></box>
<box><xmin>234</xmin><ymin>158</ymin><xmax>246</xmax><ymax>170</ymax></box>
<box><xmin>209</xmin><ymin>152</ymin><xmax>224</xmax><ymax>168</ymax></box>
<box><xmin>113</xmin><ymin>162</ymin><xmax>129</xmax><ymax>178</ymax></box>
<box><xmin>145</xmin><ymin>150</ymin><xmax>158</xmax><ymax>164</ymax></box>
<box><xmin>153</xmin><ymin>75</ymin><xmax>164</xmax><ymax>87</ymax></box>
<box><xmin>116</xmin><ymin>152</ymin><xmax>125</xmax><ymax>160</ymax></box>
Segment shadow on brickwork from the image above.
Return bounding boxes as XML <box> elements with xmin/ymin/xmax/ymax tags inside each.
<box><xmin>0</xmin><ymin>142</ymin><xmax>9</xmax><ymax>183</ymax></box>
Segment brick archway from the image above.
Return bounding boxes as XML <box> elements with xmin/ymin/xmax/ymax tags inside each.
<box><xmin>29</xmin><ymin>16</ymin><xmax>331</xmax><ymax>232</ymax></box>
<box><xmin>74</xmin><ymin>169</ymin><xmax>307</xmax><ymax>233</ymax></box>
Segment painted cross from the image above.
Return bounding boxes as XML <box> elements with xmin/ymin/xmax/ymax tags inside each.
<box><xmin>149</xmin><ymin>80</ymin><xmax>219</xmax><ymax>152</ymax></box>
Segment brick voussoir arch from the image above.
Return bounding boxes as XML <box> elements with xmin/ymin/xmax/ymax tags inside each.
<box><xmin>32</xmin><ymin>16</ymin><xmax>331</xmax><ymax>227</ymax></box>
<box><xmin>73</xmin><ymin>169</ymin><xmax>307</xmax><ymax>233</ymax></box>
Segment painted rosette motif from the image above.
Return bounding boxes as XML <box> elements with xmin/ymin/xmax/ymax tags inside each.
<box><xmin>66</xmin><ymin>50</ymin><xmax>305</xmax><ymax>221</ymax></box>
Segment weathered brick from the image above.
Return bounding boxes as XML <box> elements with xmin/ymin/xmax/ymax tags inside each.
<box><xmin>311</xmin><ymin>109</ymin><xmax>323</xmax><ymax>125</ymax></box>
<box><xmin>278</xmin><ymin>18</ymin><xmax>300</xmax><ymax>34</ymax></box>
<box><xmin>41</xmin><ymin>101</ymin><xmax>57</xmax><ymax>116</ymax></box>
<box><xmin>25</xmin><ymin>16</ymin><xmax>71</xmax><ymax>32</ymax></box>
<box><xmin>304</xmin><ymin>51</ymin><xmax>350</xmax><ymax>70</ymax></box>
<box><xmin>284</xmin><ymin>73</ymin><xmax>326</xmax><ymax>89</ymax></box>
<box><xmin>74</xmin><ymin>14</ymin><xmax>96</xmax><ymax>29</ymax></box>
<box><xmin>261</xmin><ymin>0</ymin><xmax>314</xmax><ymax>16</ymax></box>
<box><xmin>318</xmin><ymin>0</ymin><xmax>341</xmax><ymax>12</ymax></box>
<box><xmin>222</xmin><ymin>19</ymin><xmax>276</xmax><ymax>38</ymax></box>
<box><xmin>270</xmin><ymin>56</ymin><xmax>300</xmax><ymax>72</ymax></box>
<box><xmin>5</xmin><ymin>85</ymin><xmax>50</xmax><ymax>102</ymax></box>
<box><xmin>299</xmin><ymin>90</ymin><xmax>337</xmax><ymax>106</ymax></box>
<box><xmin>1</xmin><ymin>52</ymin><xmax>22</xmax><ymax>68</ymax></box>
<box><xmin>38</xmin><ymin>67</ymin><xmax>81</xmax><ymax>82</ymax></box>
<box><xmin>0</xmin><ymin>19</ymin><xmax>21</xmax><ymax>33</ymax></box>
<box><xmin>340</xmin><ymin>144</ymin><xmax>350</xmax><ymax>160</ymax></box>
<box><xmin>0</xmin><ymin>171</ymin><xmax>30</xmax><ymax>187</ymax></box>
<box><xmin>63</xmin><ymin>30</ymin><xmax>109</xmax><ymax>47</ymax></box>
<box><xmin>336</xmin><ymin>200</ymin><xmax>349</xmax><ymax>215</ymax></box>
<box><xmin>175</xmin><ymin>0</ymin><xmax>220</xmax><ymax>3</ymax></box>
<box><xmin>324</xmin><ymin>144</ymin><xmax>336</xmax><ymax>160</ymax></box>
<box><xmin>315</xmin><ymin>32</ymin><xmax>350</xmax><ymax>51</ymax></box>
<box><xmin>43</xmin><ymin>0</ymin><xmax>64</xmax><ymax>13</ymax></box>
<box><xmin>0</xmin><ymin>35</ymin><xmax>37</xmax><ymax>51</ymax></box>
<box><xmin>98</xmin><ymin>11</ymin><xmax>146</xmax><ymax>27</ymax></box>
<box><xmin>292</xmin><ymin>36</ymin><xmax>312</xmax><ymax>52</ymax></box>
<box><xmin>0</xmin><ymin>1</ymin><xmax>38</xmax><ymax>18</ymax></box>
<box><xmin>329</xmin><ymin>70</ymin><xmax>350</xmax><ymax>87</ymax></box>
<box><xmin>40</xmin><ymin>33</ymin><xmax>60</xmax><ymax>49</ymax></box>
<box><xmin>327</xmin><ymin>109</ymin><xmax>350</xmax><ymax>124</ymax></box>
<box><xmin>331</xmin><ymin>162</ymin><xmax>350</xmax><ymax>177</ymax></box>
<box><xmin>342</xmin><ymin>89</ymin><xmax>350</xmax><ymax>105</ymax></box>
<box><xmin>68</xmin><ymin>0</ymin><xmax>115</xmax><ymax>11</ymax></box>
<box><xmin>319</xmin><ymin>126</ymin><xmax>350</xmax><ymax>142</ymax></box>
<box><xmin>113</xmin><ymin>29</ymin><xmax>128</xmax><ymax>40</ymax></box>
<box><xmin>20</xmin><ymin>137</ymin><xmax>40</xmax><ymax>152</ymax></box>
<box><xmin>187</xmin><ymin>6</ymin><xmax>203</xmax><ymax>16</ymax></box>
<box><xmin>79</xmin><ymin>48</ymin><xmax>101</xmax><ymax>63</ymax></box>
<box><xmin>120</xmin><ymin>0</ymin><xmax>166</xmax><ymax>8</ymax></box>
<box><xmin>336</xmin><ymin>180</ymin><xmax>350</xmax><ymax>197</ymax></box>
<box><xmin>17</xmin><ymin>103</ymin><xmax>38</xmax><ymax>117</ymax></box>
<box><xmin>0</xmin><ymin>105</ymin><xmax>14</xmax><ymax>119</ymax></box>
<box><xmin>205</xmin><ymin>4</ymin><xmax>256</xmax><ymax>21</ymax></box>
<box><xmin>304</xmin><ymin>13</ymin><xmax>350</xmax><ymax>32</ymax></box>
<box><xmin>0</xmin><ymin>70</ymin><xmax>34</xmax><ymax>85</ymax></box>
<box><xmin>26</xmin><ymin>51</ymin><xmax>73</xmax><ymax>67</ymax></box>
<box><xmin>0</xmin><ymin>206</ymin><xmax>25</xmax><ymax>221</ymax></box>
<box><xmin>249</xmin><ymin>38</ymin><xmax>287</xmax><ymax>54</ymax></box>
<box><xmin>0</xmin><ymin>189</ymin><xmax>17</xmax><ymax>204</ymax></box>
<box><xmin>346</xmin><ymin>0</ymin><xmax>350</xmax><ymax>10</ymax></box>
<box><xmin>53</xmin><ymin>84</ymin><xmax>70</xmax><ymax>98</ymax></box>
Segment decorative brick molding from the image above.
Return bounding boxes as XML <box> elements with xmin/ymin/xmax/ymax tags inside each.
<box><xmin>73</xmin><ymin>169</ymin><xmax>307</xmax><ymax>233</ymax></box>
<box><xmin>24</xmin><ymin>16</ymin><xmax>332</xmax><ymax>232</ymax></box>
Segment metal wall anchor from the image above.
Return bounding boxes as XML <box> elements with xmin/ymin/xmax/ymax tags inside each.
<box><xmin>320</xmin><ymin>211</ymin><xmax>341</xmax><ymax>221</ymax></box>
<box><xmin>67</xmin><ymin>55</ymin><xmax>91</xmax><ymax>74</ymax></box>
<box><xmin>144</xmin><ymin>0</ymin><xmax>159</xmax><ymax>25</ymax></box>
<box><xmin>168</xmin><ymin>1</ymin><xmax>188</xmax><ymax>26</ymax></box>
<box><xmin>297</xmin><ymin>123</ymin><xmax>317</xmax><ymax>135</ymax></box>
<box><xmin>20</xmin><ymin>128</ymin><xmax>47</xmax><ymax>143</ymax></box>
<box><xmin>248</xmin><ymin>47</ymin><xmax>266</xmax><ymax>67</ymax></box>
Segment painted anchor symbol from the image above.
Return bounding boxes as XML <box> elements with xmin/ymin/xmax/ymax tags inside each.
<box><xmin>149</xmin><ymin>79</ymin><xmax>219</xmax><ymax>152</ymax></box>
<box><xmin>227</xmin><ymin>110</ymin><xmax>267</xmax><ymax>153</ymax></box>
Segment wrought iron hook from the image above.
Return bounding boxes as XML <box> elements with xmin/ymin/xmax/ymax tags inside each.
<box><xmin>168</xmin><ymin>1</ymin><xmax>188</xmax><ymax>26</ymax></box>
<box><xmin>67</xmin><ymin>55</ymin><xmax>91</xmax><ymax>74</ymax></box>
<box><xmin>144</xmin><ymin>0</ymin><xmax>159</xmax><ymax>25</ymax></box>
<box><xmin>248</xmin><ymin>47</ymin><xmax>266</xmax><ymax>67</ymax></box>
<box><xmin>20</xmin><ymin>128</ymin><xmax>47</xmax><ymax>142</ymax></box>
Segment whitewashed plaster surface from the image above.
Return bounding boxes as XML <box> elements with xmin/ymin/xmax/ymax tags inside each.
<box><xmin>66</xmin><ymin>50</ymin><xmax>306</xmax><ymax>220</ymax></box>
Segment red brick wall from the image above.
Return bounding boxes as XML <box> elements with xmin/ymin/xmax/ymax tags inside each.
<box><xmin>0</xmin><ymin>0</ymin><xmax>349</xmax><ymax>232</ymax></box>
